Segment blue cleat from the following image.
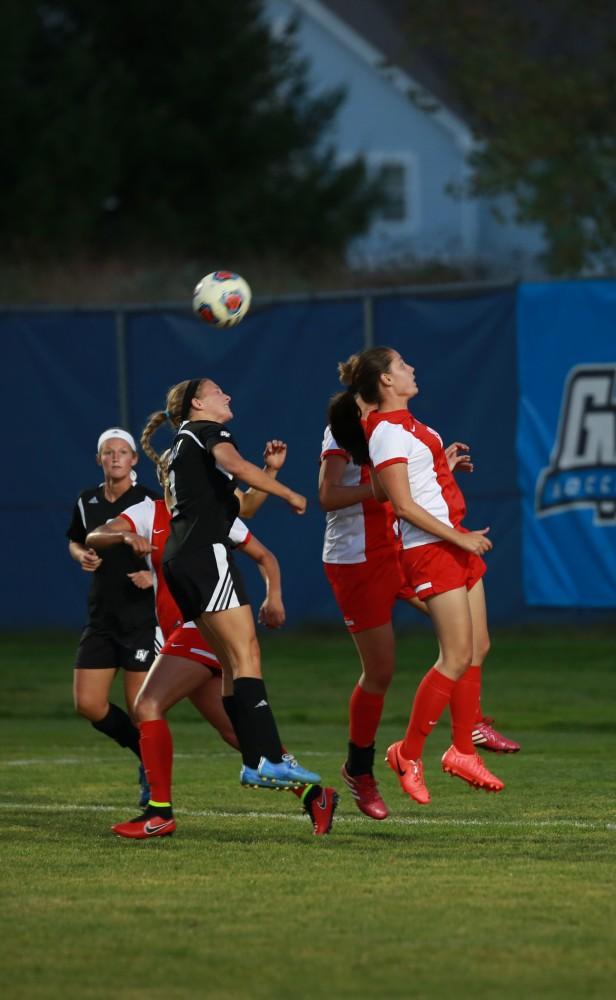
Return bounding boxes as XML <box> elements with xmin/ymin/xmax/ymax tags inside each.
<box><xmin>138</xmin><ymin>763</ymin><xmax>151</xmax><ymax>808</ymax></box>
<box><xmin>258</xmin><ymin>753</ymin><xmax>321</xmax><ymax>788</ymax></box>
<box><xmin>240</xmin><ymin>754</ymin><xmax>321</xmax><ymax>790</ymax></box>
<box><xmin>240</xmin><ymin>764</ymin><xmax>285</xmax><ymax>790</ymax></box>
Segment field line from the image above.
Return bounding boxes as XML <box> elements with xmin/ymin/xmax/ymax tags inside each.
<box><xmin>2</xmin><ymin>751</ymin><xmax>332</xmax><ymax>767</ymax></box>
<box><xmin>0</xmin><ymin>801</ymin><xmax>612</xmax><ymax>831</ymax></box>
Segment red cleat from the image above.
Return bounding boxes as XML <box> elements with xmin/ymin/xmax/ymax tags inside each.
<box><xmin>384</xmin><ymin>742</ymin><xmax>430</xmax><ymax>805</ymax></box>
<box><xmin>112</xmin><ymin>811</ymin><xmax>176</xmax><ymax>839</ymax></box>
<box><xmin>441</xmin><ymin>745</ymin><xmax>504</xmax><ymax>792</ymax></box>
<box><xmin>472</xmin><ymin>719</ymin><xmax>521</xmax><ymax>753</ymax></box>
<box><xmin>304</xmin><ymin>787</ymin><xmax>339</xmax><ymax>835</ymax></box>
<box><xmin>341</xmin><ymin>765</ymin><xmax>389</xmax><ymax>820</ymax></box>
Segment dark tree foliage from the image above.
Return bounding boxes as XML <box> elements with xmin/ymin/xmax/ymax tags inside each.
<box><xmin>404</xmin><ymin>0</ymin><xmax>616</xmax><ymax>274</ymax></box>
<box><xmin>0</xmin><ymin>0</ymin><xmax>381</xmax><ymax>258</ymax></box>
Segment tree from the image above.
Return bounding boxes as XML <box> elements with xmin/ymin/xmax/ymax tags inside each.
<box><xmin>404</xmin><ymin>0</ymin><xmax>616</xmax><ymax>274</ymax></box>
<box><xmin>0</xmin><ymin>0</ymin><xmax>381</xmax><ymax>259</ymax></box>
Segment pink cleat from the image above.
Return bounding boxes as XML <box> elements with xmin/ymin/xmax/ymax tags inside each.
<box><xmin>385</xmin><ymin>741</ymin><xmax>430</xmax><ymax>805</ymax></box>
<box><xmin>341</xmin><ymin>765</ymin><xmax>389</xmax><ymax>820</ymax></box>
<box><xmin>472</xmin><ymin>718</ymin><xmax>521</xmax><ymax>753</ymax></box>
<box><xmin>441</xmin><ymin>745</ymin><xmax>504</xmax><ymax>792</ymax></box>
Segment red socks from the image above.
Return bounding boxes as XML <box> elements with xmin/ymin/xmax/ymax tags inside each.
<box><xmin>449</xmin><ymin>665</ymin><xmax>481</xmax><ymax>754</ymax></box>
<box><xmin>349</xmin><ymin>684</ymin><xmax>385</xmax><ymax>747</ymax></box>
<box><xmin>474</xmin><ymin>664</ymin><xmax>484</xmax><ymax>723</ymax></box>
<box><xmin>401</xmin><ymin>668</ymin><xmax>455</xmax><ymax>760</ymax></box>
<box><xmin>139</xmin><ymin>719</ymin><xmax>173</xmax><ymax>805</ymax></box>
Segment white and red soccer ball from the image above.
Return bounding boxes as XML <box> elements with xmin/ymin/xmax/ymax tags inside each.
<box><xmin>192</xmin><ymin>271</ymin><xmax>251</xmax><ymax>328</ymax></box>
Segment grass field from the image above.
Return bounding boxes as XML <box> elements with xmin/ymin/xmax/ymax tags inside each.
<box><xmin>1</xmin><ymin>628</ymin><xmax>615</xmax><ymax>1000</ymax></box>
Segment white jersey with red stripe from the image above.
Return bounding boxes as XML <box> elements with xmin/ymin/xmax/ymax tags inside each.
<box><xmin>366</xmin><ymin>409</ymin><xmax>466</xmax><ymax>549</ymax></box>
<box><xmin>320</xmin><ymin>425</ymin><xmax>398</xmax><ymax>564</ymax></box>
<box><xmin>119</xmin><ymin>497</ymin><xmax>251</xmax><ymax>638</ymax></box>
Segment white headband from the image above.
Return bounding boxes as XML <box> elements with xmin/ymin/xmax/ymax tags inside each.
<box><xmin>97</xmin><ymin>428</ymin><xmax>137</xmax><ymax>453</ymax></box>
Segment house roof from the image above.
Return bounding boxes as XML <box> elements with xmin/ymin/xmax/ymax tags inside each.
<box><xmin>313</xmin><ymin>0</ymin><xmax>469</xmax><ymax>123</ymax></box>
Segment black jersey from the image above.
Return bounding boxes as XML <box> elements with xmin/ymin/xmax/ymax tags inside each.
<box><xmin>67</xmin><ymin>483</ymin><xmax>160</xmax><ymax>636</ymax></box>
<box><xmin>163</xmin><ymin>420</ymin><xmax>241</xmax><ymax>562</ymax></box>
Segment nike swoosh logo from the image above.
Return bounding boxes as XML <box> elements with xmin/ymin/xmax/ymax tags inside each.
<box><xmin>144</xmin><ymin>819</ymin><xmax>174</xmax><ymax>835</ymax></box>
<box><xmin>153</xmin><ymin>529</ymin><xmax>165</xmax><ymax>534</ymax></box>
<box><xmin>170</xmin><ymin>643</ymin><xmax>182</xmax><ymax>647</ymax></box>
<box><xmin>316</xmin><ymin>794</ymin><xmax>327</xmax><ymax>811</ymax></box>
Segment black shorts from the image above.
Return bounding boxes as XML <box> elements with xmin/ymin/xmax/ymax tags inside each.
<box><xmin>74</xmin><ymin>625</ymin><xmax>161</xmax><ymax>671</ymax></box>
<box><xmin>163</xmin><ymin>542</ymin><xmax>249</xmax><ymax>623</ymax></box>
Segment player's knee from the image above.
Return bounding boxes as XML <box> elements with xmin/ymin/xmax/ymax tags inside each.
<box><xmin>443</xmin><ymin>646</ymin><xmax>473</xmax><ymax>680</ymax></box>
<box><xmin>133</xmin><ymin>690</ymin><xmax>161</xmax><ymax>722</ymax></box>
<box><xmin>74</xmin><ymin>694</ymin><xmax>108</xmax><ymax>721</ymax></box>
<box><xmin>361</xmin><ymin>665</ymin><xmax>394</xmax><ymax>693</ymax></box>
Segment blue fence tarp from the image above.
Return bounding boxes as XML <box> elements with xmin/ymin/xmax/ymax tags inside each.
<box><xmin>2</xmin><ymin>283</ymin><xmax>614</xmax><ymax>631</ymax></box>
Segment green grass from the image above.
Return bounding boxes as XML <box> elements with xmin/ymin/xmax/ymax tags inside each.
<box><xmin>1</xmin><ymin>629</ymin><xmax>615</xmax><ymax>999</ymax></box>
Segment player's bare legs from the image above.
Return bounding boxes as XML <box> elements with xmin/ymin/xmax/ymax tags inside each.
<box><xmin>123</xmin><ymin>669</ymin><xmax>149</xmax><ymax>721</ymax></box>
<box><xmin>195</xmin><ymin>605</ymin><xmax>261</xmax><ymax>679</ymax></box>
<box><xmin>73</xmin><ymin>667</ymin><xmax>116</xmax><ymax>721</ymax></box>
<box><xmin>427</xmin><ymin>587</ymin><xmax>473</xmax><ymax>681</ymax></box>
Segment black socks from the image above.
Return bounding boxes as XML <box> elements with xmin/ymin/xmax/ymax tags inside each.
<box><xmin>346</xmin><ymin>741</ymin><xmax>375</xmax><ymax>777</ymax></box>
<box><xmin>91</xmin><ymin>703</ymin><xmax>141</xmax><ymax>759</ymax></box>
<box><xmin>231</xmin><ymin>678</ymin><xmax>283</xmax><ymax>769</ymax></box>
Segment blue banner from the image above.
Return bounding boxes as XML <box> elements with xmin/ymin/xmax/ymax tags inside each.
<box><xmin>517</xmin><ymin>282</ymin><xmax>616</xmax><ymax>606</ymax></box>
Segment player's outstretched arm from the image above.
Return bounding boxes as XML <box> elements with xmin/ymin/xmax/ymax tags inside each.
<box><xmin>213</xmin><ymin>441</ymin><xmax>306</xmax><ymax>515</ymax></box>
<box><xmin>237</xmin><ymin>439</ymin><xmax>287</xmax><ymax>518</ymax></box>
<box><xmin>86</xmin><ymin>518</ymin><xmax>154</xmax><ymax>556</ymax></box>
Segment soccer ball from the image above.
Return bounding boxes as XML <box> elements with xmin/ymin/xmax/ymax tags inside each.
<box><xmin>192</xmin><ymin>271</ymin><xmax>251</xmax><ymax>328</ymax></box>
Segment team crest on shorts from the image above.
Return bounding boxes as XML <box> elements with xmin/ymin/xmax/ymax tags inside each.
<box><xmin>535</xmin><ymin>364</ymin><xmax>616</xmax><ymax>523</ymax></box>
<box><xmin>134</xmin><ymin>648</ymin><xmax>149</xmax><ymax>663</ymax></box>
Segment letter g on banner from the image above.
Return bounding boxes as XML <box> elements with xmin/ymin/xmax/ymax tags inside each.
<box><xmin>536</xmin><ymin>365</ymin><xmax>616</xmax><ymax>524</ymax></box>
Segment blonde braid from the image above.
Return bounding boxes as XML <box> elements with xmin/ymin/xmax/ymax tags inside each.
<box><xmin>140</xmin><ymin>411</ymin><xmax>169</xmax><ymax>478</ymax></box>
<box><xmin>140</xmin><ymin>380</ymin><xmax>203</xmax><ymax>482</ymax></box>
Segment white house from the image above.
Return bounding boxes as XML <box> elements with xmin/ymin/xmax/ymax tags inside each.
<box><xmin>264</xmin><ymin>0</ymin><xmax>547</xmax><ymax>276</ymax></box>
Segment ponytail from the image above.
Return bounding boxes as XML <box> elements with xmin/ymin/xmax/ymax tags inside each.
<box><xmin>140</xmin><ymin>411</ymin><xmax>169</xmax><ymax>480</ymax></box>
<box><xmin>328</xmin><ymin>392</ymin><xmax>369</xmax><ymax>466</ymax></box>
<box><xmin>140</xmin><ymin>379</ymin><xmax>203</xmax><ymax>483</ymax></box>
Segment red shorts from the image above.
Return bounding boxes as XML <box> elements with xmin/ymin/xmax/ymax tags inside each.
<box><xmin>160</xmin><ymin>624</ymin><xmax>222</xmax><ymax>673</ymax></box>
<box><xmin>401</xmin><ymin>534</ymin><xmax>486</xmax><ymax>601</ymax></box>
<box><xmin>324</xmin><ymin>550</ymin><xmax>406</xmax><ymax>632</ymax></box>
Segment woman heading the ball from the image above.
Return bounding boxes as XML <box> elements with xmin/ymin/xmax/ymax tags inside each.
<box><xmin>330</xmin><ymin>347</ymin><xmax>508</xmax><ymax>804</ymax></box>
<box><xmin>86</xmin><ymin>445</ymin><xmax>337</xmax><ymax>837</ymax></box>
<box><xmin>141</xmin><ymin>378</ymin><xmax>320</xmax><ymax>795</ymax></box>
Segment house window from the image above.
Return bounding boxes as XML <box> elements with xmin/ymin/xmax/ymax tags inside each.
<box><xmin>376</xmin><ymin>162</ymin><xmax>407</xmax><ymax>222</ymax></box>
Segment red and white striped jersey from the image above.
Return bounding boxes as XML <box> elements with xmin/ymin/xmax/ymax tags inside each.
<box><xmin>119</xmin><ymin>496</ymin><xmax>251</xmax><ymax>637</ymax></box>
<box><xmin>320</xmin><ymin>425</ymin><xmax>398</xmax><ymax>564</ymax></box>
<box><xmin>366</xmin><ymin>410</ymin><xmax>466</xmax><ymax>549</ymax></box>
